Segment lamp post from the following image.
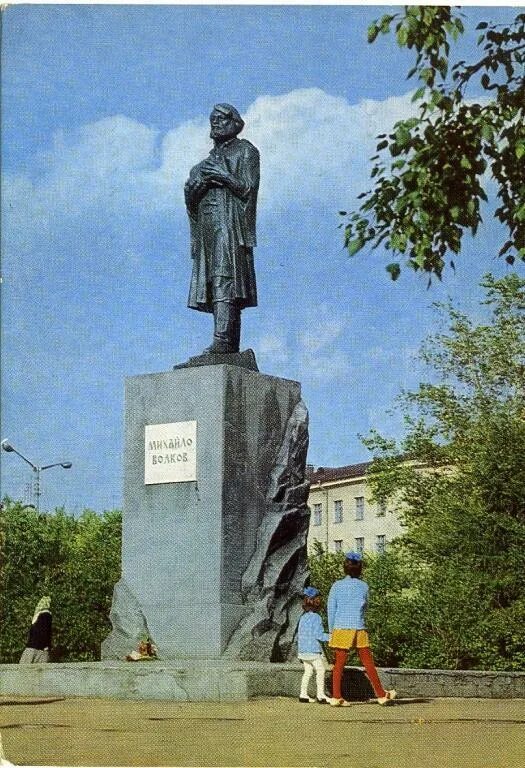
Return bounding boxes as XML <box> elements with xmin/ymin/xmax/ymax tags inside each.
<box><xmin>1</xmin><ymin>439</ymin><xmax>72</xmax><ymax>513</ymax></box>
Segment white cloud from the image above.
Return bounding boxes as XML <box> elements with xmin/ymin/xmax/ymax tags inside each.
<box><xmin>296</xmin><ymin>310</ymin><xmax>353</xmax><ymax>381</ymax></box>
<box><xmin>155</xmin><ymin>87</ymin><xmax>418</xmax><ymax>208</ymax></box>
<box><xmin>245</xmin><ymin>88</ymin><xmax>417</xmax><ymax>206</ymax></box>
<box><xmin>299</xmin><ymin>313</ymin><xmax>347</xmax><ymax>354</ymax></box>
<box><xmin>255</xmin><ymin>305</ymin><xmax>428</xmax><ymax>387</ymax></box>
<box><xmin>257</xmin><ymin>332</ymin><xmax>290</xmax><ymax>368</ymax></box>
<box><xmin>3</xmin><ymin>87</ymin><xmax>418</xmax><ymax>251</ymax></box>
<box><xmin>300</xmin><ymin>347</ymin><xmax>352</xmax><ymax>381</ymax></box>
<box><xmin>253</xmin><ymin>310</ymin><xmax>355</xmax><ymax>384</ymax></box>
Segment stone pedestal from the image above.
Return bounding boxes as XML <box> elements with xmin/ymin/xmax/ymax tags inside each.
<box><xmin>102</xmin><ymin>360</ymin><xmax>310</xmax><ymax>661</ymax></box>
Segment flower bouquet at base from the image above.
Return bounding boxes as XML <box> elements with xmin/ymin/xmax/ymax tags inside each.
<box><xmin>125</xmin><ymin>634</ymin><xmax>158</xmax><ymax>661</ymax></box>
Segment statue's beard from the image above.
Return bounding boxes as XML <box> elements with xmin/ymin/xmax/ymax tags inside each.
<box><xmin>210</xmin><ymin>127</ymin><xmax>237</xmax><ymax>142</ymax></box>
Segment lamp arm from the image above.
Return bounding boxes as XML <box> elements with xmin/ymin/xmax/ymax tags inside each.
<box><xmin>9</xmin><ymin>448</ymin><xmax>38</xmax><ymax>471</ymax></box>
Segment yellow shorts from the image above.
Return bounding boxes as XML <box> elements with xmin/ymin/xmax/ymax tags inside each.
<box><xmin>329</xmin><ymin>629</ymin><xmax>370</xmax><ymax>649</ymax></box>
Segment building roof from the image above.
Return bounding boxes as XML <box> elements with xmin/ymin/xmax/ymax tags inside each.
<box><xmin>307</xmin><ymin>461</ymin><xmax>372</xmax><ymax>484</ymax></box>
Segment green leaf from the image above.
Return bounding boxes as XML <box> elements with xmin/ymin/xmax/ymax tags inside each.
<box><xmin>386</xmin><ymin>262</ymin><xmax>401</xmax><ymax>280</ymax></box>
<box><xmin>395</xmin><ymin>126</ymin><xmax>411</xmax><ymax>147</ymax></box>
<box><xmin>368</xmin><ymin>23</ymin><xmax>379</xmax><ymax>43</ymax></box>
<box><xmin>412</xmin><ymin>86</ymin><xmax>426</xmax><ymax>102</ymax></box>
<box><xmin>437</xmin><ymin>58</ymin><xmax>448</xmax><ymax>79</ymax></box>
<box><xmin>481</xmin><ymin>123</ymin><xmax>494</xmax><ymax>141</ymax></box>
<box><xmin>347</xmin><ymin>237</ymin><xmax>365</xmax><ymax>257</ymax></box>
<box><xmin>379</xmin><ymin>14</ymin><xmax>395</xmax><ymax>32</ymax></box>
<box><xmin>397</xmin><ymin>26</ymin><xmax>408</xmax><ymax>46</ymax></box>
<box><xmin>390</xmin><ymin>232</ymin><xmax>407</xmax><ymax>251</ymax></box>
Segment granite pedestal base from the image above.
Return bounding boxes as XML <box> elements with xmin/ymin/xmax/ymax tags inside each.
<box><xmin>102</xmin><ymin>360</ymin><xmax>310</xmax><ymax>661</ymax></box>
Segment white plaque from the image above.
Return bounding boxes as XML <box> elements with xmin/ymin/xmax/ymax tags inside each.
<box><xmin>144</xmin><ymin>421</ymin><xmax>197</xmax><ymax>485</ymax></box>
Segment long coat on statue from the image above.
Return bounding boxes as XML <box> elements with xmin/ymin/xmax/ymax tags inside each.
<box><xmin>186</xmin><ymin>137</ymin><xmax>259</xmax><ymax>313</ymax></box>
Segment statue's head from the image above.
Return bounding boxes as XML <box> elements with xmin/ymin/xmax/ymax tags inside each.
<box><xmin>210</xmin><ymin>103</ymin><xmax>245</xmax><ymax>142</ymax></box>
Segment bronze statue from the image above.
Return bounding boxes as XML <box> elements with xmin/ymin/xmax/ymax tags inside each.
<box><xmin>184</xmin><ymin>104</ymin><xmax>260</xmax><ymax>354</ymax></box>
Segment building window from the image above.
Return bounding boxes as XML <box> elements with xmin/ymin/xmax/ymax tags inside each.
<box><xmin>355</xmin><ymin>496</ymin><xmax>365</xmax><ymax>520</ymax></box>
<box><xmin>377</xmin><ymin>501</ymin><xmax>387</xmax><ymax>517</ymax></box>
<box><xmin>312</xmin><ymin>503</ymin><xmax>322</xmax><ymax>526</ymax></box>
<box><xmin>334</xmin><ymin>540</ymin><xmax>343</xmax><ymax>552</ymax></box>
<box><xmin>334</xmin><ymin>499</ymin><xmax>343</xmax><ymax>524</ymax></box>
<box><xmin>376</xmin><ymin>535</ymin><xmax>386</xmax><ymax>554</ymax></box>
<box><xmin>355</xmin><ymin>537</ymin><xmax>364</xmax><ymax>555</ymax></box>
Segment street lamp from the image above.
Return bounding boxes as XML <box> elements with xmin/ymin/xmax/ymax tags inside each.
<box><xmin>1</xmin><ymin>439</ymin><xmax>72</xmax><ymax>512</ymax></box>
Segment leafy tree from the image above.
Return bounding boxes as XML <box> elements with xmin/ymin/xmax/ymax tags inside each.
<box><xmin>0</xmin><ymin>501</ymin><xmax>73</xmax><ymax>661</ymax></box>
<box><xmin>344</xmin><ymin>7</ymin><xmax>525</xmax><ymax>281</ymax></box>
<box><xmin>308</xmin><ymin>541</ymin><xmax>346</xmax><ymax>602</ymax></box>
<box><xmin>363</xmin><ymin>273</ymin><xmax>525</xmax><ymax>669</ymax></box>
<box><xmin>0</xmin><ymin>500</ymin><xmax>121</xmax><ymax>662</ymax></box>
<box><xmin>361</xmin><ymin>548</ymin><xmax>414</xmax><ymax>667</ymax></box>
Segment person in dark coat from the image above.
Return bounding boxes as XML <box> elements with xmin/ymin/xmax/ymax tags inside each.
<box><xmin>184</xmin><ymin>103</ymin><xmax>260</xmax><ymax>354</ymax></box>
<box><xmin>19</xmin><ymin>596</ymin><xmax>52</xmax><ymax>663</ymax></box>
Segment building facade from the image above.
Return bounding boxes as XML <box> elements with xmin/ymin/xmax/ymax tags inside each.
<box><xmin>307</xmin><ymin>462</ymin><xmax>403</xmax><ymax>555</ymax></box>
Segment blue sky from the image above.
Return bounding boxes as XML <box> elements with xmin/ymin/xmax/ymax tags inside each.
<box><xmin>1</xmin><ymin>4</ymin><xmax>520</xmax><ymax>512</ymax></box>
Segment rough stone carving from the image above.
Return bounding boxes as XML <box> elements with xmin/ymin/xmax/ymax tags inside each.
<box><xmin>101</xmin><ymin>579</ymin><xmax>152</xmax><ymax>661</ymax></box>
<box><xmin>223</xmin><ymin>399</ymin><xmax>311</xmax><ymax>661</ymax></box>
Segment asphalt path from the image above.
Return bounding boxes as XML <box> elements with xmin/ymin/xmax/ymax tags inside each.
<box><xmin>1</xmin><ymin>695</ymin><xmax>524</xmax><ymax>768</ymax></box>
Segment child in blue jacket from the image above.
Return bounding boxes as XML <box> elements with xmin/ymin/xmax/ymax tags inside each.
<box><xmin>297</xmin><ymin>586</ymin><xmax>330</xmax><ymax>703</ymax></box>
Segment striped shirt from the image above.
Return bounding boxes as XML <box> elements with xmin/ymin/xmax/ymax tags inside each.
<box><xmin>327</xmin><ymin>577</ymin><xmax>368</xmax><ymax>631</ymax></box>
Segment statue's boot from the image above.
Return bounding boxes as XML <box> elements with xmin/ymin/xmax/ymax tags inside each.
<box><xmin>202</xmin><ymin>301</ymin><xmax>241</xmax><ymax>354</ymax></box>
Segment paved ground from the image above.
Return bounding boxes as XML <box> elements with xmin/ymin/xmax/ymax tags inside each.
<box><xmin>1</xmin><ymin>695</ymin><xmax>524</xmax><ymax>768</ymax></box>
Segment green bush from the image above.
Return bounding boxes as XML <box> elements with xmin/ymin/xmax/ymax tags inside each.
<box><xmin>0</xmin><ymin>499</ymin><xmax>121</xmax><ymax>662</ymax></box>
<box><xmin>308</xmin><ymin>534</ymin><xmax>525</xmax><ymax>671</ymax></box>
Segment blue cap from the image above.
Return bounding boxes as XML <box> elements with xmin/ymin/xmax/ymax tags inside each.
<box><xmin>345</xmin><ymin>551</ymin><xmax>363</xmax><ymax>562</ymax></box>
<box><xmin>303</xmin><ymin>586</ymin><xmax>320</xmax><ymax>598</ymax></box>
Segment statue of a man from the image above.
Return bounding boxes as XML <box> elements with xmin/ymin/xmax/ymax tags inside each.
<box><xmin>184</xmin><ymin>104</ymin><xmax>260</xmax><ymax>355</ymax></box>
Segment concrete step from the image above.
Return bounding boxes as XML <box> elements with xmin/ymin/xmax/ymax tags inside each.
<box><xmin>1</xmin><ymin>661</ymin><xmax>524</xmax><ymax>701</ymax></box>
